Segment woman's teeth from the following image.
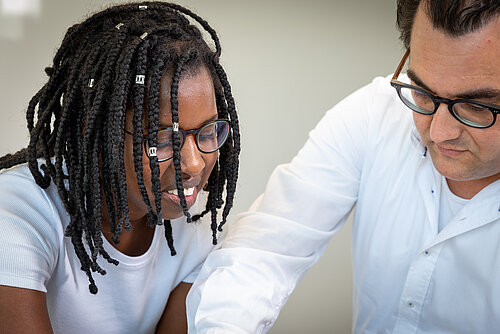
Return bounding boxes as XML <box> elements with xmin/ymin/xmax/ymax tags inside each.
<box><xmin>167</xmin><ymin>187</ymin><xmax>195</xmax><ymax>196</ymax></box>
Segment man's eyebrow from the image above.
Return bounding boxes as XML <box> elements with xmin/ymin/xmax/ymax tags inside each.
<box><xmin>407</xmin><ymin>68</ymin><xmax>500</xmax><ymax>101</ymax></box>
<box><xmin>407</xmin><ymin>69</ymin><xmax>433</xmax><ymax>93</ymax></box>
<box><xmin>454</xmin><ymin>88</ymin><xmax>500</xmax><ymax>101</ymax></box>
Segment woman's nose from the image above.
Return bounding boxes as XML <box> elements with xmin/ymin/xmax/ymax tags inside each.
<box><xmin>179</xmin><ymin>134</ymin><xmax>205</xmax><ymax>177</ymax></box>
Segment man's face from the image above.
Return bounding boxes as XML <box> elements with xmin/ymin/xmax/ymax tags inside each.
<box><xmin>409</xmin><ymin>6</ymin><xmax>500</xmax><ymax>196</ymax></box>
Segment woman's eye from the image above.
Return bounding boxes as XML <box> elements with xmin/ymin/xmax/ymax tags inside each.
<box><xmin>199</xmin><ymin>132</ymin><xmax>216</xmax><ymax>142</ymax></box>
<box><xmin>157</xmin><ymin>140</ymin><xmax>172</xmax><ymax>148</ymax></box>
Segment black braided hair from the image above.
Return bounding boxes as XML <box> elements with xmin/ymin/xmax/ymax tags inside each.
<box><xmin>0</xmin><ymin>1</ymin><xmax>240</xmax><ymax>294</ymax></box>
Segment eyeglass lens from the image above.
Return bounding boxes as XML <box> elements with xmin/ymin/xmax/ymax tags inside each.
<box><xmin>147</xmin><ymin>120</ymin><xmax>230</xmax><ymax>161</ymax></box>
<box><xmin>398</xmin><ymin>86</ymin><xmax>495</xmax><ymax>127</ymax></box>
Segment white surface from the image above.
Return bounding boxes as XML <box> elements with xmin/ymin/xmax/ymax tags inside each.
<box><xmin>1</xmin><ymin>0</ymin><xmax>40</xmax><ymax>16</ymax></box>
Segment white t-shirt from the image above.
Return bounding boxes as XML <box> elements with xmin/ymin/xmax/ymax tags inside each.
<box><xmin>438</xmin><ymin>178</ymin><xmax>469</xmax><ymax>232</ymax></box>
<box><xmin>0</xmin><ymin>163</ymin><xmax>220</xmax><ymax>334</ymax></box>
<box><xmin>188</xmin><ymin>75</ymin><xmax>500</xmax><ymax>334</ymax></box>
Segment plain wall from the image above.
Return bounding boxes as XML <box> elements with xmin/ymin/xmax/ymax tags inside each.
<box><xmin>0</xmin><ymin>0</ymin><xmax>403</xmax><ymax>332</ymax></box>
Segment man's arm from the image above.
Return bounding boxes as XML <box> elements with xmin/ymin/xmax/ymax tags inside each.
<box><xmin>186</xmin><ymin>78</ymin><xmax>384</xmax><ymax>333</ymax></box>
<box><xmin>156</xmin><ymin>282</ymin><xmax>192</xmax><ymax>334</ymax></box>
<box><xmin>0</xmin><ymin>285</ymin><xmax>53</xmax><ymax>333</ymax></box>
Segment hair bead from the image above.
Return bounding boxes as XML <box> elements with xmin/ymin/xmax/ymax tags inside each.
<box><xmin>135</xmin><ymin>75</ymin><xmax>145</xmax><ymax>84</ymax></box>
<box><xmin>148</xmin><ymin>147</ymin><xmax>157</xmax><ymax>157</ymax></box>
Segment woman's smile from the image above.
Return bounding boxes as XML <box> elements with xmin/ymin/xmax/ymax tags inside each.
<box><xmin>163</xmin><ymin>186</ymin><xmax>198</xmax><ymax>207</ymax></box>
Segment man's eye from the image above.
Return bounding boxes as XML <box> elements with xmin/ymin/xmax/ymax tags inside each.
<box><xmin>462</xmin><ymin>103</ymin><xmax>488</xmax><ymax>112</ymax></box>
<box><xmin>412</xmin><ymin>90</ymin><xmax>428</xmax><ymax>101</ymax></box>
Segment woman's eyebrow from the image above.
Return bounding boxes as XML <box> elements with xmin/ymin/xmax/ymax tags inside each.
<box><xmin>205</xmin><ymin>115</ymin><xmax>218</xmax><ymax>122</ymax></box>
<box><xmin>158</xmin><ymin>114</ymin><xmax>219</xmax><ymax>129</ymax></box>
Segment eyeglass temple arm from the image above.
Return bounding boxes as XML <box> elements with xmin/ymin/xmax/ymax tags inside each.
<box><xmin>392</xmin><ymin>49</ymin><xmax>410</xmax><ymax>81</ymax></box>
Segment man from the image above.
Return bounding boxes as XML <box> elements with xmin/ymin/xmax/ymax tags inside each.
<box><xmin>187</xmin><ymin>0</ymin><xmax>500</xmax><ymax>332</ymax></box>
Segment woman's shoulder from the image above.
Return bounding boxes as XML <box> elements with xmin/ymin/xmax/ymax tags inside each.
<box><xmin>0</xmin><ymin>163</ymin><xmax>66</xmax><ymax>291</ymax></box>
<box><xmin>0</xmin><ymin>163</ymin><xmax>45</xmax><ymax>203</ymax></box>
<box><xmin>0</xmin><ymin>162</ymin><xmax>66</xmax><ymax>242</ymax></box>
<box><xmin>0</xmin><ymin>162</ymin><xmax>60</xmax><ymax>208</ymax></box>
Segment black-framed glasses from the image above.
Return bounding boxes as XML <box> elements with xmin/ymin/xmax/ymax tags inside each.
<box><xmin>125</xmin><ymin>119</ymin><xmax>230</xmax><ymax>162</ymax></box>
<box><xmin>390</xmin><ymin>49</ymin><xmax>500</xmax><ymax>129</ymax></box>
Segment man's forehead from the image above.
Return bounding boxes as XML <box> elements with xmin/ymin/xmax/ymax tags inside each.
<box><xmin>408</xmin><ymin>5</ymin><xmax>500</xmax><ymax>98</ymax></box>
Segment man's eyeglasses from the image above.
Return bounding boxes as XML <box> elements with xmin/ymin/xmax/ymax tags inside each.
<box><xmin>125</xmin><ymin>119</ymin><xmax>230</xmax><ymax>162</ymax></box>
<box><xmin>390</xmin><ymin>49</ymin><xmax>500</xmax><ymax>129</ymax></box>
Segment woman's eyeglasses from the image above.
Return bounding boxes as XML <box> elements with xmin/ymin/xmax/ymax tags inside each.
<box><xmin>125</xmin><ymin>119</ymin><xmax>230</xmax><ymax>161</ymax></box>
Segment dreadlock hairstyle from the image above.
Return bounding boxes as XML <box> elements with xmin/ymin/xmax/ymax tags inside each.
<box><xmin>0</xmin><ymin>1</ymin><xmax>240</xmax><ymax>294</ymax></box>
<box><xmin>397</xmin><ymin>0</ymin><xmax>500</xmax><ymax>49</ymax></box>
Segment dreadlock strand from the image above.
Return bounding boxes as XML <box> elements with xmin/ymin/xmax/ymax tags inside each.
<box><xmin>109</xmin><ymin>36</ymin><xmax>146</xmax><ymax>231</ymax></box>
<box><xmin>169</xmin><ymin>52</ymin><xmax>194</xmax><ymax>224</ymax></box>
<box><xmin>163</xmin><ymin>219</ymin><xmax>176</xmax><ymax>255</ymax></box>
<box><xmin>100</xmin><ymin>26</ymin><xmax>131</xmax><ymax>241</ymax></box>
<box><xmin>132</xmin><ymin>40</ymin><xmax>158</xmax><ymax>225</ymax></box>
<box><xmin>147</xmin><ymin>48</ymin><xmax>167</xmax><ymax>226</ymax></box>
<box><xmin>212</xmin><ymin>61</ymin><xmax>240</xmax><ymax>231</ymax></box>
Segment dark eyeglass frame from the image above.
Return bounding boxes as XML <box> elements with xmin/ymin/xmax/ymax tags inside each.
<box><xmin>390</xmin><ymin>49</ymin><xmax>500</xmax><ymax>129</ymax></box>
<box><xmin>125</xmin><ymin>119</ymin><xmax>230</xmax><ymax>162</ymax></box>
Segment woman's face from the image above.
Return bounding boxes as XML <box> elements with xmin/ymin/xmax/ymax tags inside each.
<box><xmin>124</xmin><ymin>66</ymin><xmax>219</xmax><ymax>222</ymax></box>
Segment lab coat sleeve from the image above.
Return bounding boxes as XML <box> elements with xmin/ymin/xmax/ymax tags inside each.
<box><xmin>187</xmin><ymin>78</ymin><xmax>382</xmax><ymax>333</ymax></box>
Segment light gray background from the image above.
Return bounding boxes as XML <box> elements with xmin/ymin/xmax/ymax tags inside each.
<box><xmin>0</xmin><ymin>0</ymin><xmax>402</xmax><ymax>332</ymax></box>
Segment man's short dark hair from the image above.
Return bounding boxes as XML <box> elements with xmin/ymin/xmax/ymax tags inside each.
<box><xmin>397</xmin><ymin>0</ymin><xmax>500</xmax><ymax>49</ymax></box>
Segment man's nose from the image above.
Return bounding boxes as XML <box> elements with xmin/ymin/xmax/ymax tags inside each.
<box><xmin>429</xmin><ymin>103</ymin><xmax>463</xmax><ymax>143</ymax></box>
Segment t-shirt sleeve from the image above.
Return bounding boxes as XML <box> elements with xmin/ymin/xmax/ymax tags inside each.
<box><xmin>0</xmin><ymin>168</ymin><xmax>60</xmax><ymax>292</ymax></box>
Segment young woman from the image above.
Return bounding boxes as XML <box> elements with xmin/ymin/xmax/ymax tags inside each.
<box><xmin>0</xmin><ymin>2</ymin><xmax>240</xmax><ymax>333</ymax></box>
